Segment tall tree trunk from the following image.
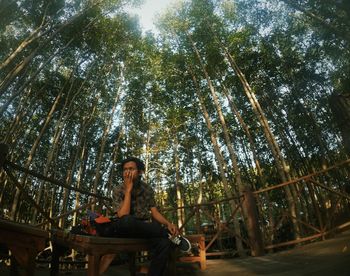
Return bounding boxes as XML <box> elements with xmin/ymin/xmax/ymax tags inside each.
<box><xmin>221</xmin><ymin>84</ymin><xmax>264</xmax><ymax>183</ymax></box>
<box><xmin>173</xmin><ymin>135</ymin><xmax>185</xmax><ymax>230</ymax></box>
<box><xmin>0</xmin><ymin>44</ymin><xmax>41</xmax><ymax>96</ymax></box>
<box><xmin>0</xmin><ymin>0</ymin><xmax>100</xmax><ymax>97</ymax></box>
<box><xmin>106</xmin><ymin>118</ymin><xmax>125</xmax><ymax>210</ymax></box>
<box><xmin>280</xmin><ymin>0</ymin><xmax>350</xmax><ymax>42</ymax></box>
<box><xmin>223</xmin><ymin>47</ymin><xmax>300</xmax><ymax>239</ymax></box>
<box><xmin>0</xmin><ymin>38</ymin><xmax>74</xmax><ymax>116</ymax></box>
<box><xmin>3</xmin><ymin>84</ymin><xmax>41</xmax><ymax>144</ymax></box>
<box><xmin>72</xmin><ymin>138</ymin><xmax>88</xmax><ymax>227</ymax></box>
<box><xmin>59</xmin><ymin>136</ymin><xmax>82</xmax><ymax>228</ymax></box>
<box><xmin>222</xmin><ymin>84</ymin><xmax>270</xmax><ymax>246</ymax></box>
<box><xmin>92</xmin><ymin>73</ymin><xmax>123</xmax><ymax>209</ymax></box>
<box><xmin>0</xmin><ymin>177</ymin><xmax>8</xmax><ymax>207</ymax></box>
<box><xmin>10</xmin><ymin>89</ymin><xmax>63</xmax><ymax>220</ymax></box>
<box><xmin>0</xmin><ymin>14</ymin><xmax>47</xmax><ymax>71</ymax></box>
<box><xmin>329</xmin><ymin>92</ymin><xmax>350</xmax><ymax>155</ymax></box>
<box><xmin>144</xmin><ymin>108</ymin><xmax>152</xmax><ymax>183</ymax></box>
<box><xmin>30</xmin><ymin>65</ymin><xmax>85</xmax><ymax>223</ymax></box>
<box><xmin>188</xmin><ymin>33</ymin><xmax>263</xmax><ymax>255</ymax></box>
<box><xmin>195</xmin><ymin>143</ymin><xmax>204</xmax><ymax>233</ymax></box>
<box><xmin>188</xmin><ymin>66</ymin><xmax>246</xmax><ymax>255</ymax></box>
<box><xmin>187</xmin><ymin>33</ymin><xmax>245</xmax><ymax>191</ymax></box>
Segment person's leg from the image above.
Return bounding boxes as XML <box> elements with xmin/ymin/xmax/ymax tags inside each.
<box><xmin>116</xmin><ymin>215</ymin><xmax>168</xmax><ymax>238</ymax></box>
<box><xmin>98</xmin><ymin>216</ymin><xmax>188</xmax><ymax>276</ymax></box>
<box><xmin>115</xmin><ymin>216</ymin><xmax>191</xmax><ymax>253</ymax></box>
<box><xmin>114</xmin><ymin>216</ymin><xmax>173</xmax><ymax>276</ymax></box>
<box><xmin>147</xmin><ymin>238</ymin><xmax>173</xmax><ymax>276</ymax></box>
<box><xmin>99</xmin><ymin>254</ymin><xmax>116</xmax><ymax>275</ymax></box>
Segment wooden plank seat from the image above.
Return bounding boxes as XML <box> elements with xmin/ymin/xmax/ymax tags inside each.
<box><xmin>50</xmin><ymin>230</ymin><xmax>206</xmax><ymax>276</ymax></box>
<box><xmin>0</xmin><ymin>218</ymin><xmax>49</xmax><ymax>276</ymax></box>
<box><xmin>178</xmin><ymin>234</ymin><xmax>206</xmax><ymax>270</ymax></box>
<box><xmin>50</xmin><ymin>230</ymin><xmax>172</xmax><ymax>276</ymax></box>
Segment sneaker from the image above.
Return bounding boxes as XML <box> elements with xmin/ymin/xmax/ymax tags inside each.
<box><xmin>168</xmin><ymin>234</ymin><xmax>191</xmax><ymax>253</ymax></box>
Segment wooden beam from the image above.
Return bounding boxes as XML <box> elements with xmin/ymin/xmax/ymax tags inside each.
<box><xmin>5</xmin><ymin>160</ymin><xmax>111</xmax><ymax>201</ymax></box>
<box><xmin>3</xmin><ymin>165</ymin><xmax>59</xmax><ymax>228</ymax></box>
<box><xmin>255</xmin><ymin>159</ymin><xmax>350</xmax><ymax>194</ymax></box>
<box><xmin>265</xmin><ymin>220</ymin><xmax>350</xmax><ymax>250</ymax></box>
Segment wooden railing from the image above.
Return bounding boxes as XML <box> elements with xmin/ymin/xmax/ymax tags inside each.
<box><xmin>254</xmin><ymin>159</ymin><xmax>350</xmax><ymax>250</ymax></box>
<box><xmin>1</xmin><ymin>143</ymin><xmax>350</xmax><ymax>257</ymax></box>
<box><xmin>159</xmin><ymin>159</ymin><xmax>350</xmax><ymax>255</ymax></box>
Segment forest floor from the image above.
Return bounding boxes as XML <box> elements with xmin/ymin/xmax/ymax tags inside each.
<box><xmin>0</xmin><ymin>229</ymin><xmax>349</xmax><ymax>275</ymax></box>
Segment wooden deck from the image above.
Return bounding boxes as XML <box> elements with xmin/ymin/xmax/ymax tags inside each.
<box><xmin>0</xmin><ymin>224</ymin><xmax>349</xmax><ymax>275</ymax></box>
<box><xmin>199</xmin><ymin>229</ymin><xmax>350</xmax><ymax>276</ymax></box>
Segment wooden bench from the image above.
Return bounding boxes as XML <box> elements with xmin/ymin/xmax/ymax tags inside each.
<box><xmin>0</xmin><ymin>218</ymin><xmax>49</xmax><ymax>276</ymax></box>
<box><xmin>178</xmin><ymin>234</ymin><xmax>206</xmax><ymax>270</ymax></box>
<box><xmin>50</xmin><ymin>231</ymin><xmax>206</xmax><ymax>275</ymax></box>
<box><xmin>50</xmin><ymin>230</ymin><xmax>176</xmax><ymax>276</ymax></box>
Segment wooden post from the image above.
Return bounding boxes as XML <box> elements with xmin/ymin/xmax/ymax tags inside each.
<box><xmin>242</xmin><ymin>187</ymin><xmax>264</xmax><ymax>256</ymax></box>
<box><xmin>198</xmin><ymin>235</ymin><xmax>206</xmax><ymax>270</ymax></box>
<box><xmin>50</xmin><ymin>242</ymin><xmax>62</xmax><ymax>276</ymax></box>
<box><xmin>0</xmin><ymin>143</ymin><xmax>9</xmax><ymax>170</ymax></box>
<box><xmin>87</xmin><ymin>254</ymin><xmax>101</xmax><ymax>276</ymax></box>
<box><xmin>128</xmin><ymin>252</ymin><xmax>137</xmax><ymax>276</ymax></box>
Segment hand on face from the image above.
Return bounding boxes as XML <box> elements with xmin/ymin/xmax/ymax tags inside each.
<box><xmin>124</xmin><ymin>170</ymin><xmax>137</xmax><ymax>192</ymax></box>
<box><xmin>123</xmin><ymin>161</ymin><xmax>140</xmax><ymax>193</ymax></box>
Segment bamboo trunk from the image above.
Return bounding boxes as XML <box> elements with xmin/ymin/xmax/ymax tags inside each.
<box><xmin>10</xmin><ymin>89</ymin><xmax>63</xmax><ymax>220</ymax></box>
<box><xmin>189</xmin><ymin>66</ymin><xmax>246</xmax><ymax>255</ymax></box>
<box><xmin>174</xmin><ymin>136</ymin><xmax>185</xmax><ymax>230</ymax></box>
<box><xmin>223</xmin><ymin>48</ymin><xmax>300</xmax><ymax>239</ymax></box>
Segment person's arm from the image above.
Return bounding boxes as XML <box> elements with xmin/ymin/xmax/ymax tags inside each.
<box><xmin>116</xmin><ymin>190</ymin><xmax>132</xmax><ymax>217</ymax></box>
<box><xmin>116</xmin><ymin>170</ymin><xmax>135</xmax><ymax>217</ymax></box>
<box><xmin>151</xmin><ymin>207</ymin><xmax>179</xmax><ymax>236</ymax></box>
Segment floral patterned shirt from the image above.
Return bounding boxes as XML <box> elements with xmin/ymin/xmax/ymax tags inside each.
<box><xmin>112</xmin><ymin>180</ymin><xmax>156</xmax><ymax>220</ymax></box>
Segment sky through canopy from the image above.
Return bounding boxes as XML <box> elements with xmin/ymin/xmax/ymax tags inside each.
<box><xmin>127</xmin><ymin>0</ymin><xmax>178</xmax><ymax>33</ymax></box>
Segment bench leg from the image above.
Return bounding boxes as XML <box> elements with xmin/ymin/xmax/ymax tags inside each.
<box><xmin>99</xmin><ymin>254</ymin><xmax>116</xmax><ymax>275</ymax></box>
<box><xmin>198</xmin><ymin>239</ymin><xmax>206</xmax><ymax>270</ymax></box>
<box><xmin>10</xmin><ymin>255</ymin><xmax>19</xmax><ymax>276</ymax></box>
<box><xmin>128</xmin><ymin>252</ymin><xmax>137</xmax><ymax>276</ymax></box>
<box><xmin>24</xmin><ymin>250</ymin><xmax>36</xmax><ymax>276</ymax></box>
<box><xmin>50</xmin><ymin>242</ymin><xmax>67</xmax><ymax>276</ymax></box>
<box><xmin>87</xmin><ymin>254</ymin><xmax>101</xmax><ymax>276</ymax></box>
<box><xmin>9</xmin><ymin>246</ymin><xmax>36</xmax><ymax>276</ymax></box>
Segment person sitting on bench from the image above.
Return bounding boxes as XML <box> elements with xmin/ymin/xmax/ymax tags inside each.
<box><xmin>98</xmin><ymin>157</ymin><xmax>191</xmax><ymax>276</ymax></box>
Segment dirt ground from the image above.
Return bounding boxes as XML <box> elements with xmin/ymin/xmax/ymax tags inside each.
<box><xmin>1</xmin><ymin>230</ymin><xmax>349</xmax><ymax>275</ymax></box>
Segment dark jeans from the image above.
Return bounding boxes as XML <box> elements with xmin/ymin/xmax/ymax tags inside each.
<box><xmin>97</xmin><ymin>215</ymin><xmax>173</xmax><ymax>276</ymax></box>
